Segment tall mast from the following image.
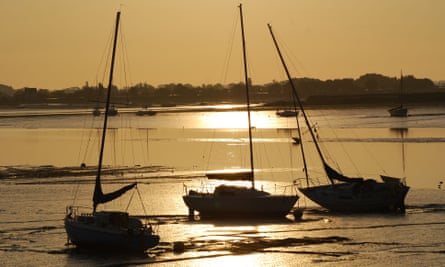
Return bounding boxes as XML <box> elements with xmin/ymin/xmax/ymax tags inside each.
<box><xmin>399</xmin><ymin>70</ymin><xmax>404</xmax><ymax>107</ymax></box>
<box><xmin>239</xmin><ymin>4</ymin><xmax>255</xmax><ymax>189</ymax></box>
<box><xmin>94</xmin><ymin>11</ymin><xmax>121</xmax><ymax>209</ymax></box>
<box><xmin>267</xmin><ymin>23</ymin><xmax>331</xmax><ymax>184</ymax></box>
<box><xmin>401</xmin><ymin>129</ymin><xmax>406</xmax><ymax>179</ymax></box>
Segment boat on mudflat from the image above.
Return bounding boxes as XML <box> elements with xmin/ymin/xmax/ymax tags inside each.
<box><xmin>182</xmin><ymin>4</ymin><xmax>298</xmax><ymax>219</ymax></box>
<box><xmin>64</xmin><ymin>11</ymin><xmax>159</xmax><ymax>252</ymax></box>
<box><xmin>267</xmin><ymin>23</ymin><xmax>409</xmax><ymax>213</ymax></box>
<box><xmin>388</xmin><ymin>73</ymin><xmax>408</xmax><ymax>117</ymax></box>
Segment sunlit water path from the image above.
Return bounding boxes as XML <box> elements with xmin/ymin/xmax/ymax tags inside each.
<box><xmin>0</xmin><ymin>106</ymin><xmax>444</xmax><ymax>266</ymax></box>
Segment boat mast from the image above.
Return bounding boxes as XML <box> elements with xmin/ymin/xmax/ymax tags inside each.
<box><xmin>94</xmin><ymin>11</ymin><xmax>120</xmax><ymax>209</ymax></box>
<box><xmin>239</xmin><ymin>4</ymin><xmax>255</xmax><ymax>189</ymax></box>
<box><xmin>267</xmin><ymin>24</ymin><xmax>331</xmax><ymax>184</ymax></box>
<box><xmin>401</xmin><ymin>129</ymin><xmax>406</xmax><ymax>180</ymax></box>
<box><xmin>399</xmin><ymin>70</ymin><xmax>404</xmax><ymax>107</ymax></box>
<box><xmin>294</xmin><ymin>106</ymin><xmax>310</xmax><ymax>186</ymax></box>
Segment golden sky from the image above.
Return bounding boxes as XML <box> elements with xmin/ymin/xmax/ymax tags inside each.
<box><xmin>1</xmin><ymin>0</ymin><xmax>444</xmax><ymax>90</ymax></box>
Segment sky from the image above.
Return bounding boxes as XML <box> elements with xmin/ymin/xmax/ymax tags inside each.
<box><xmin>1</xmin><ymin>0</ymin><xmax>444</xmax><ymax>90</ymax></box>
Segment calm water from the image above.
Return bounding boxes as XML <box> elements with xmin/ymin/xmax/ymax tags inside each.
<box><xmin>0</xmin><ymin>106</ymin><xmax>444</xmax><ymax>266</ymax></box>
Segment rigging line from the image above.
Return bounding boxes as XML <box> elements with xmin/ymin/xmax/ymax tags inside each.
<box><xmin>125</xmin><ymin>185</ymin><xmax>136</xmax><ymax>212</ymax></box>
<box><xmin>204</xmin><ymin>129</ymin><xmax>216</xmax><ymax>172</ymax></box>
<box><xmin>116</xmin><ymin>118</ymin><xmax>125</xmax><ymax>166</ymax></box>
<box><xmin>268</xmin><ymin>33</ymin><xmax>288</xmax><ymax>84</ymax></box>
<box><xmin>278</xmin><ymin>31</ymin><xmax>307</xmax><ymax>79</ymax></box>
<box><xmin>136</xmin><ymin>186</ymin><xmax>149</xmax><ymax>222</ymax></box>
<box><xmin>220</xmin><ymin>9</ymin><xmax>239</xmax><ymax>84</ymax></box>
<box><xmin>317</xmin><ymin>109</ymin><xmax>361</xmax><ymax>175</ymax></box>
<box><xmin>146</xmin><ymin>128</ymin><xmax>150</xmax><ymax>164</ymax></box>
<box><xmin>96</xmin><ymin>22</ymin><xmax>116</xmax><ymax>86</ymax></box>
<box><xmin>81</xmin><ymin>120</ymin><xmax>99</xmax><ymax>165</ymax></box>
<box><xmin>295</xmin><ymin>112</ymin><xmax>310</xmax><ymax>185</ymax></box>
<box><xmin>118</xmin><ymin>20</ymin><xmax>133</xmax><ymax>89</ymax></box>
<box><xmin>124</xmin><ymin>115</ymin><xmax>140</xmax><ymax>167</ymax></box>
<box><xmin>75</xmin><ymin>118</ymin><xmax>102</xmax><ymax>204</ymax></box>
<box><xmin>120</xmin><ymin>124</ymin><xmax>127</xmax><ymax>167</ymax></box>
<box><xmin>322</xmin><ymin>109</ymin><xmax>384</xmax><ymax>177</ymax></box>
<box><xmin>77</xmin><ymin>115</ymin><xmax>90</xmax><ymax>164</ymax></box>
<box><xmin>268</xmin><ymin>25</ymin><xmax>312</xmax><ymax>183</ymax></box>
<box><xmin>129</xmin><ymin>126</ymin><xmax>138</xmax><ymax>167</ymax></box>
<box><xmin>359</xmin><ymin>130</ymin><xmax>387</xmax><ymax>176</ymax></box>
<box><xmin>401</xmin><ymin>130</ymin><xmax>406</xmax><ymax>179</ymax></box>
<box><xmin>111</xmin><ymin>128</ymin><xmax>118</xmax><ymax>167</ymax></box>
<box><xmin>337</xmin><ymin>117</ymin><xmax>386</xmax><ymax>176</ymax></box>
<box><xmin>134</xmin><ymin>125</ymin><xmax>148</xmax><ymax>165</ymax></box>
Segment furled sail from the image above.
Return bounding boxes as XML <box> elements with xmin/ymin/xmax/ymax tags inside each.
<box><xmin>206</xmin><ymin>170</ymin><xmax>253</xmax><ymax>181</ymax></box>
<box><xmin>323</xmin><ymin>162</ymin><xmax>364</xmax><ymax>183</ymax></box>
<box><xmin>93</xmin><ymin>178</ymin><xmax>136</xmax><ymax>211</ymax></box>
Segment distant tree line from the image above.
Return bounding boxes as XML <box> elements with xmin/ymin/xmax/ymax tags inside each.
<box><xmin>0</xmin><ymin>73</ymin><xmax>442</xmax><ymax>108</ymax></box>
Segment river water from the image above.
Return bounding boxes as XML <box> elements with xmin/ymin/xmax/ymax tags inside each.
<box><xmin>0</xmin><ymin>105</ymin><xmax>444</xmax><ymax>266</ymax></box>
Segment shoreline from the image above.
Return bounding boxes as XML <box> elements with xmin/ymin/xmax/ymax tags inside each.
<box><xmin>0</xmin><ymin>100</ymin><xmax>443</xmax><ymax>119</ymax></box>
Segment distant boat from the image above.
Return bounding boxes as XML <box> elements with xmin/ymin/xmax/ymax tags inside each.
<box><xmin>92</xmin><ymin>105</ymin><xmax>118</xmax><ymax>116</ymax></box>
<box><xmin>182</xmin><ymin>4</ymin><xmax>299</xmax><ymax>219</ymax></box>
<box><xmin>268</xmin><ymin>23</ymin><xmax>409</xmax><ymax>213</ymax></box>
<box><xmin>92</xmin><ymin>107</ymin><xmax>101</xmax><ymax>116</ymax></box>
<box><xmin>276</xmin><ymin>109</ymin><xmax>298</xmax><ymax>117</ymax></box>
<box><xmin>108</xmin><ymin>105</ymin><xmax>119</xmax><ymax>116</ymax></box>
<box><xmin>388</xmin><ymin>105</ymin><xmax>408</xmax><ymax>117</ymax></box>
<box><xmin>136</xmin><ymin>107</ymin><xmax>157</xmax><ymax>116</ymax></box>
<box><xmin>388</xmin><ymin>73</ymin><xmax>408</xmax><ymax>117</ymax></box>
<box><xmin>65</xmin><ymin>12</ymin><xmax>160</xmax><ymax>252</ymax></box>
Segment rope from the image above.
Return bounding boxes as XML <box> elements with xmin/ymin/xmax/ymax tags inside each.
<box><xmin>125</xmin><ymin>185</ymin><xmax>136</xmax><ymax>212</ymax></box>
<box><xmin>136</xmin><ymin>185</ymin><xmax>151</xmax><ymax>227</ymax></box>
<box><xmin>220</xmin><ymin>9</ymin><xmax>239</xmax><ymax>83</ymax></box>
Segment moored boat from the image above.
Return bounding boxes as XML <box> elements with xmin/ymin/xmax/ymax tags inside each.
<box><xmin>182</xmin><ymin>5</ymin><xmax>299</xmax><ymax>219</ymax></box>
<box><xmin>64</xmin><ymin>11</ymin><xmax>159</xmax><ymax>252</ymax></box>
<box><xmin>267</xmin><ymin>23</ymin><xmax>409</xmax><ymax>213</ymax></box>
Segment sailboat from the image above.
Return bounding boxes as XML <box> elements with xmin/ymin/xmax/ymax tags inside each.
<box><xmin>276</xmin><ymin>109</ymin><xmax>299</xmax><ymax>117</ymax></box>
<box><xmin>267</xmin><ymin>24</ymin><xmax>409</xmax><ymax>213</ymax></box>
<box><xmin>64</xmin><ymin>12</ymin><xmax>160</xmax><ymax>251</ymax></box>
<box><xmin>388</xmin><ymin>73</ymin><xmax>408</xmax><ymax>117</ymax></box>
<box><xmin>182</xmin><ymin>4</ymin><xmax>299</xmax><ymax>219</ymax></box>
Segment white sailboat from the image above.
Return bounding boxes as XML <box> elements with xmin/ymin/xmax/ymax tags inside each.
<box><xmin>267</xmin><ymin>24</ymin><xmax>409</xmax><ymax>213</ymax></box>
<box><xmin>182</xmin><ymin>4</ymin><xmax>299</xmax><ymax>219</ymax></box>
<box><xmin>64</xmin><ymin>12</ymin><xmax>160</xmax><ymax>251</ymax></box>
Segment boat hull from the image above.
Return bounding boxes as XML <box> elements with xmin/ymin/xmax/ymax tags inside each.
<box><xmin>299</xmin><ymin>181</ymin><xmax>409</xmax><ymax>213</ymax></box>
<box><xmin>388</xmin><ymin>105</ymin><xmax>408</xmax><ymax>117</ymax></box>
<box><xmin>276</xmin><ymin>110</ymin><xmax>298</xmax><ymax>117</ymax></box>
<box><xmin>183</xmin><ymin>193</ymin><xmax>298</xmax><ymax>219</ymax></box>
<box><xmin>65</xmin><ymin>216</ymin><xmax>159</xmax><ymax>252</ymax></box>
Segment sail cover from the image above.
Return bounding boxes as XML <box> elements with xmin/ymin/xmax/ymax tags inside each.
<box><xmin>323</xmin><ymin>162</ymin><xmax>363</xmax><ymax>183</ymax></box>
<box><xmin>93</xmin><ymin>177</ymin><xmax>136</xmax><ymax>211</ymax></box>
<box><xmin>205</xmin><ymin>170</ymin><xmax>253</xmax><ymax>181</ymax></box>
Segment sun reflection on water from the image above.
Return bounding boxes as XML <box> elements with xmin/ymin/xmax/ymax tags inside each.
<box><xmin>198</xmin><ymin>110</ymin><xmax>274</xmax><ymax>129</ymax></box>
<box><xmin>190</xmin><ymin>254</ymin><xmax>265</xmax><ymax>267</ymax></box>
<box><xmin>179</xmin><ymin>224</ymin><xmax>278</xmax><ymax>266</ymax></box>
